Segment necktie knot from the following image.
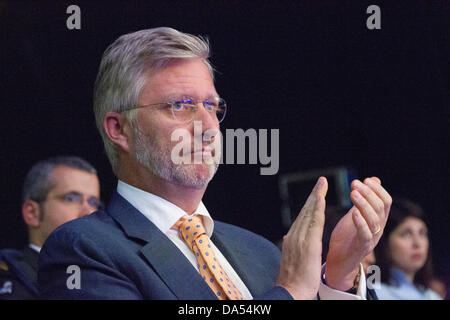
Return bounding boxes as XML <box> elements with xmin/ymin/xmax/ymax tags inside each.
<box><xmin>179</xmin><ymin>216</ymin><xmax>207</xmax><ymax>251</ymax></box>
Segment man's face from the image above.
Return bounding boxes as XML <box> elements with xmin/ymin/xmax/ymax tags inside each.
<box><xmin>132</xmin><ymin>58</ymin><xmax>221</xmax><ymax>189</ymax></box>
<box><xmin>38</xmin><ymin>166</ymin><xmax>100</xmax><ymax>240</ymax></box>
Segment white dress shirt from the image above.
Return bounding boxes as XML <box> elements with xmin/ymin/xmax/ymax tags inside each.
<box><xmin>117</xmin><ymin>180</ymin><xmax>366</xmax><ymax>300</ymax></box>
<box><xmin>376</xmin><ymin>269</ymin><xmax>442</xmax><ymax>300</ymax></box>
<box><xmin>29</xmin><ymin>244</ymin><xmax>41</xmax><ymax>253</ymax></box>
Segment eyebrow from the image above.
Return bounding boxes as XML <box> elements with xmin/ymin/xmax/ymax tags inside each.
<box><xmin>162</xmin><ymin>92</ymin><xmax>220</xmax><ymax>101</ymax></box>
<box><xmin>399</xmin><ymin>225</ymin><xmax>428</xmax><ymax>233</ymax></box>
<box><xmin>63</xmin><ymin>191</ymin><xmax>83</xmax><ymax>196</ymax></box>
<box><xmin>64</xmin><ymin>191</ymin><xmax>99</xmax><ymax>199</ymax></box>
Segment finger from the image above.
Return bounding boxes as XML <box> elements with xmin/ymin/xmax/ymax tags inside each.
<box><xmin>315</xmin><ymin>176</ymin><xmax>328</xmax><ymax>198</ymax></box>
<box><xmin>364</xmin><ymin>178</ymin><xmax>392</xmax><ymax>218</ymax></box>
<box><xmin>351</xmin><ymin>208</ymin><xmax>373</xmax><ymax>245</ymax></box>
<box><xmin>350</xmin><ymin>189</ymin><xmax>380</xmax><ymax>234</ymax></box>
<box><xmin>291</xmin><ymin>177</ymin><xmax>327</xmax><ymax>225</ymax></box>
<box><xmin>298</xmin><ymin>180</ymin><xmax>327</xmax><ymax>237</ymax></box>
<box><xmin>370</xmin><ymin>176</ymin><xmax>381</xmax><ymax>184</ymax></box>
<box><xmin>307</xmin><ymin>191</ymin><xmax>326</xmax><ymax>239</ymax></box>
<box><xmin>305</xmin><ymin>177</ymin><xmax>327</xmax><ymax>227</ymax></box>
<box><xmin>352</xmin><ymin>179</ymin><xmax>385</xmax><ymax>218</ymax></box>
<box><xmin>288</xmin><ymin>177</ymin><xmax>327</xmax><ymax>238</ymax></box>
<box><xmin>304</xmin><ymin>176</ymin><xmax>328</xmax><ymax>207</ymax></box>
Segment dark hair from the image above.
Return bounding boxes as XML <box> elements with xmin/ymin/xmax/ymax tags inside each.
<box><xmin>374</xmin><ymin>198</ymin><xmax>434</xmax><ymax>290</ymax></box>
<box><xmin>22</xmin><ymin>156</ymin><xmax>97</xmax><ymax>204</ymax></box>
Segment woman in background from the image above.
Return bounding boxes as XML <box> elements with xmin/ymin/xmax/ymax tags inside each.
<box><xmin>375</xmin><ymin>199</ymin><xmax>442</xmax><ymax>300</ymax></box>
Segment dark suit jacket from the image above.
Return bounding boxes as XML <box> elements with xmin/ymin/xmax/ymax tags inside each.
<box><xmin>38</xmin><ymin>192</ymin><xmax>292</xmax><ymax>300</ymax></box>
<box><xmin>0</xmin><ymin>247</ymin><xmax>39</xmax><ymax>299</ymax></box>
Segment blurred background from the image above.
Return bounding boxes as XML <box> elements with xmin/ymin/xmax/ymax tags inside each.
<box><xmin>0</xmin><ymin>0</ymin><xmax>448</xmax><ymax>283</ymax></box>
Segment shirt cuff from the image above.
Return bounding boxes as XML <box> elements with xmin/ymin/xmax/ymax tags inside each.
<box><xmin>319</xmin><ymin>263</ymin><xmax>367</xmax><ymax>300</ymax></box>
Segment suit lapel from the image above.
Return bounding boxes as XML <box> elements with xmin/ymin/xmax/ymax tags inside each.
<box><xmin>211</xmin><ymin>222</ymin><xmax>275</xmax><ymax>297</ymax></box>
<box><xmin>211</xmin><ymin>224</ymin><xmax>257</xmax><ymax>295</ymax></box>
<box><xmin>107</xmin><ymin>192</ymin><xmax>217</xmax><ymax>300</ymax></box>
<box><xmin>141</xmin><ymin>238</ymin><xmax>217</xmax><ymax>300</ymax></box>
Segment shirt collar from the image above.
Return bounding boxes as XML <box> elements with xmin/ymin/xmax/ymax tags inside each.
<box><xmin>391</xmin><ymin>268</ymin><xmax>414</xmax><ymax>287</ymax></box>
<box><xmin>29</xmin><ymin>244</ymin><xmax>41</xmax><ymax>253</ymax></box>
<box><xmin>117</xmin><ymin>180</ymin><xmax>214</xmax><ymax>237</ymax></box>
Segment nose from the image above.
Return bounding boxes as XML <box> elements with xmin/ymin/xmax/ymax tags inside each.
<box><xmin>196</xmin><ymin>102</ymin><xmax>220</xmax><ymax>130</ymax></box>
<box><xmin>193</xmin><ymin>103</ymin><xmax>220</xmax><ymax>143</ymax></box>
<box><xmin>412</xmin><ymin>233</ymin><xmax>425</xmax><ymax>249</ymax></box>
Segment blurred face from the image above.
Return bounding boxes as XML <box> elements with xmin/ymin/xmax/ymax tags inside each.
<box><xmin>38</xmin><ymin>166</ymin><xmax>100</xmax><ymax>240</ymax></box>
<box><xmin>132</xmin><ymin>58</ymin><xmax>221</xmax><ymax>189</ymax></box>
<box><xmin>388</xmin><ymin>217</ymin><xmax>429</xmax><ymax>275</ymax></box>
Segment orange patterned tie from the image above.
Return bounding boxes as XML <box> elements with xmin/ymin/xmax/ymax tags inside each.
<box><xmin>178</xmin><ymin>216</ymin><xmax>244</xmax><ymax>300</ymax></box>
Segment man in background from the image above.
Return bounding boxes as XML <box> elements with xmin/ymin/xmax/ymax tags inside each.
<box><xmin>0</xmin><ymin>156</ymin><xmax>101</xmax><ymax>299</ymax></box>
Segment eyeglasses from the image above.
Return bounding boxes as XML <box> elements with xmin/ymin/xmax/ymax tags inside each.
<box><xmin>121</xmin><ymin>96</ymin><xmax>227</xmax><ymax>123</ymax></box>
<box><xmin>33</xmin><ymin>192</ymin><xmax>104</xmax><ymax>210</ymax></box>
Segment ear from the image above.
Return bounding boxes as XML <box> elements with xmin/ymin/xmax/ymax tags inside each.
<box><xmin>22</xmin><ymin>199</ymin><xmax>41</xmax><ymax>228</ymax></box>
<box><xmin>103</xmin><ymin>111</ymin><xmax>132</xmax><ymax>153</ymax></box>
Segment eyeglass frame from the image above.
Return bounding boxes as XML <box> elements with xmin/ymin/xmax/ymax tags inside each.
<box><xmin>120</xmin><ymin>96</ymin><xmax>227</xmax><ymax>124</ymax></box>
<box><xmin>31</xmin><ymin>191</ymin><xmax>104</xmax><ymax>211</ymax></box>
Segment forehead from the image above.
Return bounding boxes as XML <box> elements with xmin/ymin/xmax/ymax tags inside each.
<box><xmin>139</xmin><ymin>58</ymin><xmax>217</xmax><ymax>102</ymax></box>
<box><xmin>48</xmin><ymin>166</ymin><xmax>99</xmax><ymax>196</ymax></box>
<box><xmin>396</xmin><ymin>217</ymin><xmax>427</xmax><ymax>231</ymax></box>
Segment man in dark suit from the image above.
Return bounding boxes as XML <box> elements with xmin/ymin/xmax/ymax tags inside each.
<box><xmin>38</xmin><ymin>27</ymin><xmax>392</xmax><ymax>300</ymax></box>
<box><xmin>0</xmin><ymin>156</ymin><xmax>101</xmax><ymax>299</ymax></box>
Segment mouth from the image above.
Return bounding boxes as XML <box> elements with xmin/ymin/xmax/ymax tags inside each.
<box><xmin>192</xmin><ymin>147</ymin><xmax>213</xmax><ymax>154</ymax></box>
<box><xmin>411</xmin><ymin>253</ymin><xmax>423</xmax><ymax>261</ymax></box>
<box><xmin>189</xmin><ymin>147</ymin><xmax>217</xmax><ymax>165</ymax></box>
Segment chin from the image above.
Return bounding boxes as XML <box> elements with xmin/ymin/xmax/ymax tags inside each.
<box><xmin>412</xmin><ymin>261</ymin><xmax>427</xmax><ymax>271</ymax></box>
<box><xmin>403</xmin><ymin>263</ymin><xmax>424</xmax><ymax>275</ymax></box>
<box><xmin>171</xmin><ymin>163</ymin><xmax>218</xmax><ymax>189</ymax></box>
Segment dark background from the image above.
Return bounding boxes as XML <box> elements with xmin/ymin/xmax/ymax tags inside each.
<box><xmin>1</xmin><ymin>1</ymin><xmax>449</xmax><ymax>280</ymax></box>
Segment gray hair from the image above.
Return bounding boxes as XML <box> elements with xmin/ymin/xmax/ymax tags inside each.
<box><xmin>93</xmin><ymin>27</ymin><xmax>214</xmax><ymax>174</ymax></box>
<box><xmin>22</xmin><ymin>156</ymin><xmax>97</xmax><ymax>204</ymax></box>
